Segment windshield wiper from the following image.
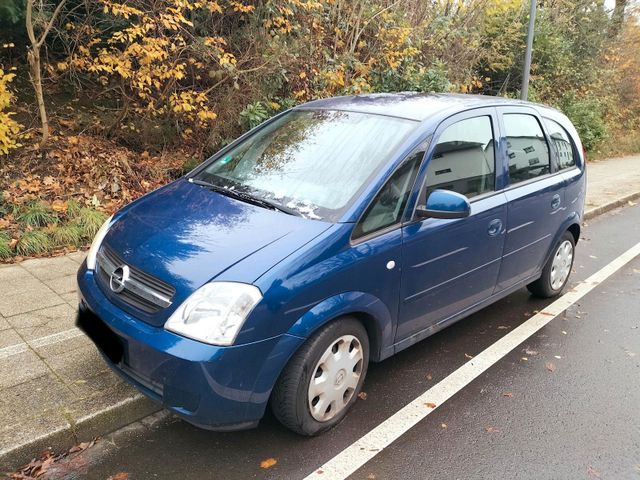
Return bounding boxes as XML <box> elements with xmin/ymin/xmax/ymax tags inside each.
<box><xmin>188</xmin><ymin>178</ymin><xmax>300</xmax><ymax>216</ymax></box>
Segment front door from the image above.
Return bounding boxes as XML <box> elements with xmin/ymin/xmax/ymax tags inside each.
<box><xmin>396</xmin><ymin>110</ymin><xmax>507</xmax><ymax>343</ymax></box>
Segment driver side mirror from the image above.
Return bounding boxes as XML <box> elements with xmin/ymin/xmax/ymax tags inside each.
<box><xmin>416</xmin><ymin>189</ymin><xmax>471</xmax><ymax>219</ymax></box>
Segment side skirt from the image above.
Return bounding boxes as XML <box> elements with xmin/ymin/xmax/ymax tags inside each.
<box><xmin>388</xmin><ymin>272</ymin><xmax>542</xmax><ymax>358</ymax></box>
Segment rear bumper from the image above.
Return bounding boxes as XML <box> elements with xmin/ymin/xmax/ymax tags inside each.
<box><xmin>76</xmin><ymin>265</ymin><xmax>304</xmax><ymax>430</ymax></box>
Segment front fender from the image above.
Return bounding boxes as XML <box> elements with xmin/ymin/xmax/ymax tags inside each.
<box><xmin>286</xmin><ymin>291</ymin><xmax>395</xmax><ymax>361</ymax></box>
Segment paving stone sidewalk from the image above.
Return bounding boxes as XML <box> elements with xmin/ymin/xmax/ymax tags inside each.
<box><xmin>1</xmin><ymin>154</ymin><xmax>639</xmax><ymax>471</ymax></box>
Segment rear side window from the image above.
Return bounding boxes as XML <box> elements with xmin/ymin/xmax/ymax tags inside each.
<box><xmin>424</xmin><ymin>116</ymin><xmax>495</xmax><ymax>199</ymax></box>
<box><xmin>504</xmin><ymin>114</ymin><xmax>550</xmax><ymax>184</ymax></box>
<box><xmin>353</xmin><ymin>142</ymin><xmax>426</xmax><ymax>239</ymax></box>
<box><xmin>543</xmin><ymin>118</ymin><xmax>576</xmax><ymax>170</ymax></box>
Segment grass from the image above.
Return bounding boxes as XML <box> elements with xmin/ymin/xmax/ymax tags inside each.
<box><xmin>15</xmin><ymin>230</ymin><xmax>52</xmax><ymax>256</ymax></box>
<box><xmin>50</xmin><ymin>224</ymin><xmax>84</xmax><ymax>248</ymax></box>
<box><xmin>15</xmin><ymin>201</ymin><xmax>58</xmax><ymax>228</ymax></box>
<box><xmin>0</xmin><ymin>231</ymin><xmax>11</xmax><ymax>259</ymax></box>
<box><xmin>71</xmin><ymin>207</ymin><xmax>108</xmax><ymax>238</ymax></box>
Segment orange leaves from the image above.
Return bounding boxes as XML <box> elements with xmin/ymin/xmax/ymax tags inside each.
<box><xmin>260</xmin><ymin>458</ymin><xmax>278</xmax><ymax>469</ymax></box>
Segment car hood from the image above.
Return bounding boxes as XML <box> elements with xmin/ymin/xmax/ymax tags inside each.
<box><xmin>102</xmin><ymin>179</ymin><xmax>331</xmax><ymax>324</ymax></box>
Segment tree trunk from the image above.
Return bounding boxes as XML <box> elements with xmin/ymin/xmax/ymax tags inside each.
<box><xmin>27</xmin><ymin>48</ymin><xmax>49</xmax><ymax>148</ymax></box>
<box><xmin>25</xmin><ymin>0</ymin><xmax>67</xmax><ymax>149</ymax></box>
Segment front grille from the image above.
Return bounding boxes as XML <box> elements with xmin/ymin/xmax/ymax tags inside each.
<box><xmin>95</xmin><ymin>245</ymin><xmax>175</xmax><ymax>314</ymax></box>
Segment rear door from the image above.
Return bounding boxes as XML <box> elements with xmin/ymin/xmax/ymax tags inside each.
<box><xmin>396</xmin><ymin>108</ymin><xmax>507</xmax><ymax>343</ymax></box>
<box><xmin>495</xmin><ymin>107</ymin><xmax>566</xmax><ymax>290</ymax></box>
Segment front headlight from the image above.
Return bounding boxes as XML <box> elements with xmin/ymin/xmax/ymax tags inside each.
<box><xmin>164</xmin><ymin>282</ymin><xmax>262</xmax><ymax>346</ymax></box>
<box><xmin>86</xmin><ymin>215</ymin><xmax>114</xmax><ymax>270</ymax></box>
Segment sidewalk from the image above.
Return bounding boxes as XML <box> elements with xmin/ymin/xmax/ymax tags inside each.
<box><xmin>1</xmin><ymin>154</ymin><xmax>639</xmax><ymax>471</ymax></box>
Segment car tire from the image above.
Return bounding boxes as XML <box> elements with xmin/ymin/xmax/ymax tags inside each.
<box><xmin>270</xmin><ymin>317</ymin><xmax>370</xmax><ymax>436</ymax></box>
<box><xmin>527</xmin><ymin>231</ymin><xmax>575</xmax><ymax>298</ymax></box>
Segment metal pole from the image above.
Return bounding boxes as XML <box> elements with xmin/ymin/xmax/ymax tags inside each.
<box><xmin>521</xmin><ymin>0</ymin><xmax>536</xmax><ymax>100</ymax></box>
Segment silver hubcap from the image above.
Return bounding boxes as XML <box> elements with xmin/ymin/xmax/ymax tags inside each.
<box><xmin>550</xmin><ymin>240</ymin><xmax>573</xmax><ymax>290</ymax></box>
<box><xmin>308</xmin><ymin>335</ymin><xmax>364</xmax><ymax>422</ymax></box>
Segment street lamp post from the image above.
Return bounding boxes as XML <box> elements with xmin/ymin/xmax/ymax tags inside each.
<box><xmin>521</xmin><ymin>0</ymin><xmax>536</xmax><ymax>100</ymax></box>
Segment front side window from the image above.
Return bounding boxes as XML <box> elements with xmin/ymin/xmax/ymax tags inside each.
<box><xmin>195</xmin><ymin>110</ymin><xmax>417</xmax><ymax>221</ymax></box>
<box><xmin>504</xmin><ymin>113</ymin><xmax>550</xmax><ymax>184</ymax></box>
<box><xmin>543</xmin><ymin>118</ymin><xmax>576</xmax><ymax>170</ymax></box>
<box><xmin>353</xmin><ymin>141</ymin><xmax>426</xmax><ymax>239</ymax></box>
<box><xmin>424</xmin><ymin>116</ymin><xmax>496</xmax><ymax>199</ymax></box>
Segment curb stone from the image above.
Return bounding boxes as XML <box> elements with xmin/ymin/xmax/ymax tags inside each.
<box><xmin>0</xmin><ymin>395</ymin><xmax>159</xmax><ymax>473</ymax></box>
<box><xmin>583</xmin><ymin>191</ymin><xmax>640</xmax><ymax>221</ymax></box>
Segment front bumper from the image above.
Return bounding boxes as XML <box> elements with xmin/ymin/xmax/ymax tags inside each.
<box><xmin>76</xmin><ymin>265</ymin><xmax>304</xmax><ymax>430</ymax></box>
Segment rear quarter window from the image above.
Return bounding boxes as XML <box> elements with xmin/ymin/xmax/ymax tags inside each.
<box><xmin>543</xmin><ymin>117</ymin><xmax>577</xmax><ymax>171</ymax></box>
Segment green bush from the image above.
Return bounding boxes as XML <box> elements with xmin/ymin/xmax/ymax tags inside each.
<box><xmin>239</xmin><ymin>102</ymin><xmax>271</xmax><ymax>131</ymax></box>
<box><xmin>560</xmin><ymin>93</ymin><xmax>608</xmax><ymax>151</ymax></box>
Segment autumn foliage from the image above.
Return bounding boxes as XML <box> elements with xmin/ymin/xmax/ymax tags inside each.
<box><xmin>0</xmin><ymin>0</ymin><xmax>639</xmax><ymax>259</ymax></box>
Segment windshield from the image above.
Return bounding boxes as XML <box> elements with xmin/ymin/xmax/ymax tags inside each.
<box><xmin>194</xmin><ymin>109</ymin><xmax>418</xmax><ymax>221</ymax></box>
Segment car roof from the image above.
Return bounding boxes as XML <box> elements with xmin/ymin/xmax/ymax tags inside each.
<box><xmin>296</xmin><ymin>92</ymin><xmax>546</xmax><ymax>122</ymax></box>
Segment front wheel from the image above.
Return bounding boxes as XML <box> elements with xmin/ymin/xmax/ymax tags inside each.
<box><xmin>270</xmin><ymin>317</ymin><xmax>369</xmax><ymax>436</ymax></box>
<box><xmin>527</xmin><ymin>231</ymin><xmax>575</xmax><ymax>298</ymax></box>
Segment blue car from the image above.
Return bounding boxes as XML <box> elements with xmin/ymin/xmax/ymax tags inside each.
<box><xmin>77</xmin><ymin>93</ymin><xmax>585</xmax><ymax>435</ymax></box>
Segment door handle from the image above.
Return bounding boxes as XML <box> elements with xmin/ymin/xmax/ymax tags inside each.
<box><xmin>488</xmin><ymin>219</ymin><xmax>503</xmax><ymax>237</ymax></box>
<box><xmin>551</xmin><ymin>194</ymin><xmax>561</xmax><ymax>210</ymax></box>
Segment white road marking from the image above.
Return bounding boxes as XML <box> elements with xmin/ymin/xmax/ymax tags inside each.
<box><xmin>0</xmin><ymin>328</ymin><xmax>84</xmax><ymax>360</ymax></box>
<box><xmin>305</xmin><ymin>242</ymin><xmax>640</xmax><ymax>480</ymax></box>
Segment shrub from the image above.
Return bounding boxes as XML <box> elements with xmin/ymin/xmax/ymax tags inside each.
<box><xmin>0</xmin><ymin>67</ymin><xmax>22</xmax><ymax>155</ymax></box>
<box><xmin>239</xmin><ymin>102</ymin><xmax>270</xmax><ymax>131</ymax></box>
<box><xmin>560</xmin><ymin>93</ymin><xmax>608</xmax><ymax>151</ymax></box>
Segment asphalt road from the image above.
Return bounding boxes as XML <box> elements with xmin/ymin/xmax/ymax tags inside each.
<box><xmin>47</xmin><ymin>203</ymin><xmax>640</xmax><ymax>480</ymax></box>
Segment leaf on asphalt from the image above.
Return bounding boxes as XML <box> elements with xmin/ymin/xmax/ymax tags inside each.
<box><xmin>502</xmin><ymin>392</ymin><xmax>514</xmax><ymax>397</ymax></box>
<box><xmin>521</xmin><ymin>357</ymin><xmax>528</xmax><ymax>361</ymax></box>
<box><xmin>587</xmin><ymin>465</ymin><xmax>601</xmax><ymax>478</ymax></box>
<box><xmin>260</xmin><ymin>458</ymin><xmax>278</xmax><ymax>469</ymax></box>
<box><xmin>497</xmin><ymin>325</ymin><xmax>509</xmax><ymax>330</ymax></box>
<box><xmin>426</xmin><ymin>372</ymin><xmax>433</xmax><ymax>381</ymax></box>
<box><xmin>545</xmin><ymin>362</ymin><xmax>556</xmax><ymax>372</ymax></box>
<box><xmin>464</xmin><ymin>353</ymin><xmax>474</xmax><ymax>359</ymax></box>
<box><xmin>367</xmin><ymin>474</ymin><xmax>376</xmax><ymax>479</ymax></box>
<box><xmin>524</xmin><ymin>348</ymin><xmax>539</xmax><ymax>356</ymax></box>
<box><xmin>357</xmin><ymin>391</ymin><xmax>368</xmax><ymax>400</ymax></box>
<box><xmin>107</xmin><ymin>473</ymin><xmax>129</xmax><ymax>480</ymax></box>
<box><xmin>485</xmin><ymin>426</ymin><xmax>500</xmax><ymax>433</ymax></box>
<box><xmin>424</xmin><ymin>402</ymin><xmax>437</xmax><ymax>409</ymax></box>
<box><xmin>441</xmin><ymin>423</ymin><xmax>447</xmax><ymax>429</ymax></box>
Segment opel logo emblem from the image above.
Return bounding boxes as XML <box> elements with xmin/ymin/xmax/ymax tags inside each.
<box><xmin>110</xmin><ymin>265</ymin><xmax>130</xmax><ymax>293</ymax></box>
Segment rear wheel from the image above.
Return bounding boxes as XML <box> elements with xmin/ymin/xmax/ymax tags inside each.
<box><xmin>270</xmin><ymin>317</ymin><xmax>369</xmax><ymax>435</ymax></box>
<box><xmin>527</xmin><ymin>231</ymin><xmax>575</xmax><ymax>298</ymax></box>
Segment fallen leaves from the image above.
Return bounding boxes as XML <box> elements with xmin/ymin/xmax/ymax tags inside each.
<box><xmin>502</xmin><ymin>392</ymin><xmax>514</xmax><ymax>398</ymax></box>
<box><xmin>107</xmin><ymin>473</ymin><xmax>130</xmax><ymax>480</ymax></box>
<box><xmin>260</xmin><ymin>458</ymin><xmax>278</xmax><ymax>469</ymax></box>
<box><xmin>357</xmin><ymin>391</ymin><xmax>368</xmax><ymax>400</ymax></box>
<box><xmin>464</xmin><ymin>353</ymin><xmax>474</xmax><ymax>359</ymax></box>
<box><xmin>484</xmin><ymin>426</ymin><xmax>500</xmax><ymax>433</ymax></box>
<box><xmin>424</xmin><ymin>402</ymin><xmax>437</xmax><ymax>409</ymax></box>
<box><xmin>7</xmin><ymin>438</ymin><xmax>98</xmax><ymax>479</ymax></box>
<box><xmin>545</xmin><ymin>362</ymin><xmax>556</xmax><ymax>372</ymax></box>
